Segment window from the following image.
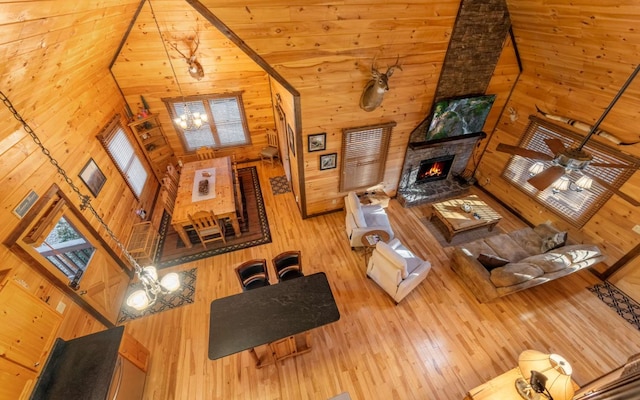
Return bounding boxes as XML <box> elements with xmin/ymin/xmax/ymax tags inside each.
<box><xmin>501</xmin><ymin>116</ymin><xmax>637</xmax><ymax>227</ymax></box>
<box><xmin>98</xmin><ymin>116</ymin><xmax>148</xmax><ymax>198</ymax></box>
<box><xmin>164</xmin><ymin>93</ymin><xmax>250</xmax><ymax>152</ymax></box>
<box><xmin>35</xmin><ymin>215</ymin><xmax>96</xmax><ymax>285</ymax></box>
<box><xmin>340</xmin><ymin>122</ymin><xmax>395</xmax><ymax>192</ymax></box>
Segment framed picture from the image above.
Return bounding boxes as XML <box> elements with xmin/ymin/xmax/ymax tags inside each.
<box><xmin>287</xmin><ymin>123</ymin><xmax>296</xmax><ymax>157</ymax></box>
<box><xmin>79</xmin><ymin>158</ymin><xmax>106</xmax><ymax>197</ymax></box>
<box><xmin>320</xmin><ymin>153</ymin><xmax>337</xmax><ymax>170</ymax></box>
<box><xmin>308</xmin><ymin>133</ymin><xmax>326</xmax><ymax>152</ymax></box>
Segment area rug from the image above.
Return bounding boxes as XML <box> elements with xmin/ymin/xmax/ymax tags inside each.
<box><xmin>269</xmin><ymin>175</ymin><xmax>291</xmax><ymax>195</ymax></box>
<box><xmin>117</xmin><ymin>268</ymin><xmax>197</xmax><ymax>323</ymax></box>
<box><xmin>588</xmin><ymin>281</ymin><xmax>640</xmax><ymax>331</ymax></box>
<box><xmin>155</xmin><ymin>166</ymin><xmax>271</xmax><ymax>269</ymax></box>
<box><xmin>420</xmin><ymin>216</ymin><xmax>503</xmax><ymax>247</ymax></box>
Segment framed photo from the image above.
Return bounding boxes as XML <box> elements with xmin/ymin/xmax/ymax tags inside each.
<box><xmin>320</xmin><ymin>153</ymin><xmax>337</xmax><ymax>170</ymax></box>
<box><xmin>79</xmin><ymin>158</ymin><xmax>106</xmax><ymax>197</ymax></box>
<box><xmin>308</xmin><ymin>133</ymin><xmax>326</xmax><ymax>152</ymax></box>
<box><xmin>287</xmin><ymin>123</ymin><xmax>296</xmax><ymax>157</ymax></box>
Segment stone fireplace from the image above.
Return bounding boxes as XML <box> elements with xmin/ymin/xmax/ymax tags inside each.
<box><xmin>397</xmin><ymin>132</ymin><xmax>485</xmax><ymax>207</ymax></box>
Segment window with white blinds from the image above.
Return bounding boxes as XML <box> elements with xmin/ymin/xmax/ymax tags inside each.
<box><xmin>165</xmin><ymin>93</ymin><xmax>250</xmax><ymax>152</ymax></box>
<box><xmin>99</xmin><ymin>119</ymin><xmax>148</xmax><ymax>198</ymax></box>
<box><xmin>501</xmin><ymin>116</ymin><xmax>636</xmax><ymax>227</ymax></box>
<box><xmin>340</xmin><ymin>122</ymin><xmax>395</xmax><ymax>192</ymax></box>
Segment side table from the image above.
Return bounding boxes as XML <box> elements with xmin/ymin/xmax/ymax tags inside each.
<box><xmin>361</xmin><ymin>229</ymin><xmax>391</xmax><ymax>267</ymax></box>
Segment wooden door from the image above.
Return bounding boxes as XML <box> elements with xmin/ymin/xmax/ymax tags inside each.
<box><xmin>11</xmin><ymin>189</ymin><xmax>130</xmax><ymax>326</ymax></box>
<box><xmin>0</xmin><ymin>357</ymin><xmax>36</xmax><ymax>400</ymax></box>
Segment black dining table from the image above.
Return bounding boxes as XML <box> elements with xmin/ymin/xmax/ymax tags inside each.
<box><xmin>208</xmin><ymin>272</ymin><xmax>340</xmax><ymax>360</ymax></box>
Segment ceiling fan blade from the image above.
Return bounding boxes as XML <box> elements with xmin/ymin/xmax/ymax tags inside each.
<box><xmin>544</xmin><ymin>138</ymin><xmax>566</xmax><ymax>155</ymax></box>
<box><xmin>588</xmin><ymin>162</ymin><xmax>640</xmax><ymax>169</ymax></box>
<box><xmin>496</xmin><ymin>143</ymin><xmax>554</xmax><ymax>161</ymax></box>
<box><xmin>527</xmin><ymin>166</ymin><xmax>566</xmax><ymax>190</ymax></box>
<box><xmin>583</xmin><ymin>173</ymin><xmax>640</xmax><ymax>206</ymax></box>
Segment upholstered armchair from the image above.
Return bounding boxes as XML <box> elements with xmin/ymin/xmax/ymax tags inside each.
<box><xmin>366</xmin><ymin>238</ymin><xmax>431</xmax><ymax>304</ymax></box>
<box><xmin>344</xmin><ymin>191</ymin><xmax>394</xmax><ymax>248</ymax></box>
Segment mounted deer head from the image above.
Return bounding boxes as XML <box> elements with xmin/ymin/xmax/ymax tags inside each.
<box><xmin>166</xmin><ymin>32</ymin><xmax>204</xmax><ymax>80</ymax></box>
<box><xmin>359</xmin><ymin>56</ymin><xmax>402</xmax><ymax>112</ymax></box>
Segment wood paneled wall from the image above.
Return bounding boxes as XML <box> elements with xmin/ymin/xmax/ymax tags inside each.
<box><xmin>0</xmin><ymin>1</ymin><xmax>145</xmax><ymax>339</ymax></box>
<box><xmin>111</xmin><ymin>0</ymin><xmax>277</xmax><ymax>165</ymax></box>
<box><xmin>476</xmin><ymin>1</ymin><xmax>640</xmax><ymax>271</ymax></box>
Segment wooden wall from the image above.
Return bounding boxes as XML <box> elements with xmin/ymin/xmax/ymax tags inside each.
<box><xmin>0</xmin><ymin>1</ymin><xmax>145</xmax><ymax>338</ymax></box>
<box><xmin>476</xmin><ymin>0</ymin><xmax>640</xmax><ymax>271</ymax></box>
<box><xmin>111</xmin><ymin>0</ymin><xmax>277</xmax><ymax>165</ymax></box>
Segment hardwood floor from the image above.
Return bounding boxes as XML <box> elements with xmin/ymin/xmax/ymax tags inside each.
<box><xmin>124</xmin><ymin>162</ymin><xmax>640</xmax><ymax>400</ymax></box>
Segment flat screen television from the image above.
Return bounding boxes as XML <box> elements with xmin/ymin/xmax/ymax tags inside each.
<box><xmin>419</xmin><ymin>94</ymin><xmax>496</xmax><ymax>144</ymax></box>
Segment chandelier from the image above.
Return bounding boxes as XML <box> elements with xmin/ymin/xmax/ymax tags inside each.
<box><xmin>1</xmin><ymin>90</ymin><xmax>180</xmax><ymax>311</ymax></box>
<box><xmin>150</xmin><ymin>0</ymin><xmax>206</xmax><ymax>132</ymax></box>
<box><xmin>174</xmin><ymin>102</ymin><xmax>207</xmax><ymax>130</ymax></box>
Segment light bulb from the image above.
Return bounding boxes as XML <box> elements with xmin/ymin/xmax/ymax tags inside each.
<box><xmin>126</xmin><ymin>289</ymin><xmax>150</xmax><ymax>310</ymax></box>
<box><xmin>160</xmin><ymin>273</ymin><xmax>180</xmax><ymax>292</ymax></box>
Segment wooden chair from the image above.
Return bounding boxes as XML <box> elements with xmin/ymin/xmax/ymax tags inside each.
<box><xmin>196</xmin><ymin>147</ymin><xmax>216</xmax><ymax>160</ymax></box>
<box><xmin>188</xmin><ymin>210</ymin><xmax>226</xmax><ymax>248</ymax></box>
<box><xmin>272</xmin><ymin>251</ymin><xmax>304</xmax><ymax>282</ymax></box>
<box><xmin>234</xmin><ymin>177</ymin><xmax>245</xmax><ymax>224</ymax></box>
<box><xmin>235</xmin><ymin>259</ymin><xmax>270</xmax><ymax>291</ymax></box>
<box><xmin>260</xmin><ymin>129</ymin><xmax>279</xmax><ymax>166</ymax></box>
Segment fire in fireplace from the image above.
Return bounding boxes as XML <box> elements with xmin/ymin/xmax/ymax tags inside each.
<box><xmin>415</xmin><ymin>155</ymin><xmax>455</xmax><ymax>184</ymax></box>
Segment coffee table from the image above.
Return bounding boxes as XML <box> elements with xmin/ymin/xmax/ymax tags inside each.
<box><xmin>430</xmin><ymin>195</ymin><xmax>502</xmax><ymax>243</ymax></box>
<box><xmin>360</xmin><ymin>229</ymin><xmax>391</xmax><ymax>267</ymax></box>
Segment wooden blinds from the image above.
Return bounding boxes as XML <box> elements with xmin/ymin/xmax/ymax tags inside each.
<box><xmin>339</xmin><ymin>122</ymin><xmax>395</xmax><ymax>192</ymax></box>
<box><xmin>501</xmin><ymin>116</ymin><xmax>638</xmax><ymax>227</ymax></box>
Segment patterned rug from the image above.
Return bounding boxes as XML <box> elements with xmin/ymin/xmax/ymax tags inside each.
<box><xmin>588</xmin><ymin>281</ymin><xmax>640</xmax><ymax>331</ymax></box>
<box><xmin>269</xmin><ymin>175</ymin><xmax>291</xmax><ymax>195</ymax></box>
<box><xmin>155</xmin><ymin>166</ymin><xmax>271</xmax><ymax>269</ymax></box>
<box><xmin>118</xmin><ymin>268</ymin><xmax>197</xmax><ymax>323</ymax></box>
<box><xmin>420</xmin><ymin>216</ymin><xmax>503</xmax><ymax>247</ymax></box>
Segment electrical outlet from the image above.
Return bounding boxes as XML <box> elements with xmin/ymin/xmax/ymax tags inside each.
<box><xmin>633</xmin><ymin>225</ymin><xmax>640</xmax><ymax>235</ymax></box>
<box><xmin>56</xmin><ymin>301</ymin><xmax>66</xmax><ymax>314</ymax></box>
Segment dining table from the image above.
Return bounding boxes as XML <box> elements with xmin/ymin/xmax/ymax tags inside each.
<box><xmin>208</xmin><ymin>272</ymin><xmax>340</xmax><ymax>363</ymax></box>
<box><xmin>172</xmin><ymin>156</ymin><xmax>241</xmax><ymax>248</ymax></box>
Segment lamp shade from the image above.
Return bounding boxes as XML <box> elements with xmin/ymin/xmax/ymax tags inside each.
<box><xmin>160</xmin><ymin>272</ymin><xmax>181</xmax><ymax>292</ymax></box>
<box><xmin>529</xmin><ymin>162</ymin><xmax>545</xmax><ymax>176</ymax></box>
<box><xmin>552</xmin><ymin>175</ymin><xmax>571</xmax><ymax>191</ymax></box>
<box><xmin>575</xmin><ymin>175</ymin><xmax>593</xmax><ymax>190</ymax></box>
<box><xmin>544</xmin><ymin>365</ymin><xmax>575</xmax><ymax>400</ymax></box>
<box><xmin>126</xmin><ymin>289</ymin><xmax>150</xmax><ymax>310</ymax></box>
<box><xmin>517</xmin><ymin>350</ymin><xmax>574</xmax><ymax>400</ymax></box>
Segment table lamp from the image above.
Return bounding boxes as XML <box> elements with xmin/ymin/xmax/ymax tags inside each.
<box><xmin>516</xmin><ymin>350</ymin><xmax>575</xmax><ymax>400</ymax></box>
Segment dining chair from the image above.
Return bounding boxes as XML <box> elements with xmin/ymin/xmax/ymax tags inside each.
<box><xmin>166</xmin><ymin>163</ymin><xmax>179</xmax><ymax>185</ymax></box>
<box><xmin>196</xmin><ymin>146</ymin><xmax>216</xmax><ymax>160</ymax></box>
<box><xmin>235</xmin><ymin>259</ymin><xmax>270</xmax><ymax>291</ymax></box>
<box><xmin>161</xmin><ymin>174</ymin><xmax>178</xmax><ymax>198</ymax></box>
<box><xmin>259</xmin><ymin>129</ymin><xmax>279</xmax><ymax>166</ymax></box>
<box><xmin>188</xmin><ymin>210</ymin><xmax>226</xmax><ymax>248</ymax></box>
<box><xmin>272</xmin><ymin>250</ymin><xmax>304</xmax><ymax>282</ymax></box>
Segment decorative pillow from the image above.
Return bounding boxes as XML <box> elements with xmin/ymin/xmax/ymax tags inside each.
<box><xmin>541</xmin><ymin>232</ymin><xmax>568</xmax><ymax>253</ymax></box>
<box><xmin>477</xmin><ymin>253</ymin><xmax>510</xmax><ymax>271</ymax></box>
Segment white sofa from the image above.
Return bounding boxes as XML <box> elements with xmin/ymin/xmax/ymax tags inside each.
<box><xmin>367</xmin><ymin>238</ymin><xmax>432</xmax><ymax>304</ymax></box>
<box><xmin>344</xmin><ymin>191</ymin><xmax>394</xmax><ymax>248</ymax></box>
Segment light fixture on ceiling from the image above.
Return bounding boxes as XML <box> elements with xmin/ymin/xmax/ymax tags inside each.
<box><xmin>1</xmin><ymin>91</ymin><xmax>181</xmax><ymax>311</ymax></box>
<box><xmin>515</xmin><ymin>350</ymin><xmax>575</xmax><ymax>400</ymax></box>
<box><xmin>149</xmin><ymin>0</ymin><xmax>207</xmax><ymax>132</ymax></box>
<box><xmin>529</xmin><ymin>163</ymin><xmax>594</xmax><ymax>195</ymax></box>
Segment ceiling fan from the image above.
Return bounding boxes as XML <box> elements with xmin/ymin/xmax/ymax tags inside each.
<box><xmin>496</xmin><ymin>65</ymin><xmax>640</xmax><ymax>207</ymax></box>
